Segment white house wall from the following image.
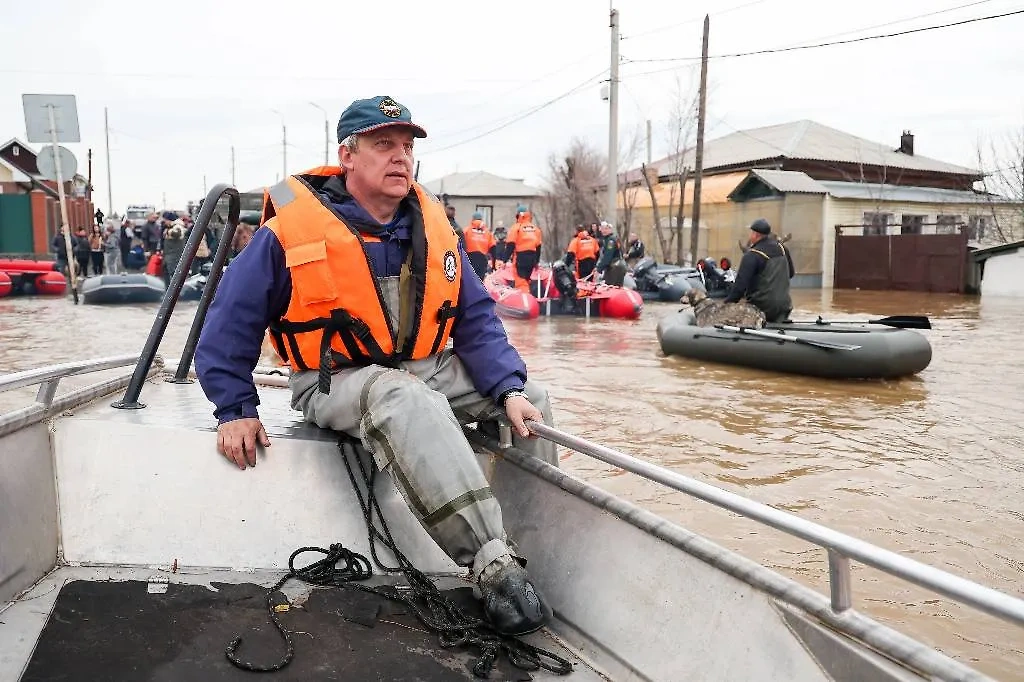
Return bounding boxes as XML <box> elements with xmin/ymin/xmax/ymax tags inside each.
<box><xmin>982</xmin><ymin>248</ymin><xmax>1024</xmax><ymax>297</ymax></box>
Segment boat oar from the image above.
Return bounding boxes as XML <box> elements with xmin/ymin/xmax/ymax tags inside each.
<box><xmin>790</xmin><ymin>315</ymin><xmax>932</xmax><ymax>330</ymax></box>
<box><xmin>715</xmin><ymin>324</ymin><xmax>862</xmax><ymax>351</ymax></box>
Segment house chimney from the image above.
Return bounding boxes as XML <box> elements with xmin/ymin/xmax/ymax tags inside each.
<box><xmin>900</xmin><ymin>130</ymin><xmax>914</xmax><ymax>156</ymax></box>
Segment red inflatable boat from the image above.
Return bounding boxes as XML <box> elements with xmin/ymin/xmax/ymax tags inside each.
<box><xmin>483</xmin><ymin>264</ymin><xmax>642</xmax><ymax>320</ymax></box>
<box><xmin>0</xmin><ymin>259</ymin><xmax>67</xmax><ymax>296</ymax></box>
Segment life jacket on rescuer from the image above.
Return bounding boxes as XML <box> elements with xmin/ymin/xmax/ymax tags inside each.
<box><xmin>462</xmin><ymin>221</ymin><xmax>495</xmax><ymax>255</ymax></box>
<box><xmin>260</xmin><ymin>166</ymin><xmax>461</xmax><ymax>392</ymax></box>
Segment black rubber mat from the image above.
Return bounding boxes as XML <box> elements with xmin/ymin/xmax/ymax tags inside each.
<box><xmin>21</xmin><ymin>579</ymin><xmax>538</xmax><ymax>681</ymax></box>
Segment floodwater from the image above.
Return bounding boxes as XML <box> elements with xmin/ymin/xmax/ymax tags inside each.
<box><xmin>1</xmin><ymin>288</ymin><xmax>1022</xmax><ymax>680</ymax></box>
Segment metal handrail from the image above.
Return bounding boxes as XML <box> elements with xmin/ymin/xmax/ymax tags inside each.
<box><xmin>112</xmin><ymin>185</ymin><xmax>240</xmax><ymax>409</ymax></box>
<box><xmin>0</xmin><ymin>355</ymin><xmax>142</xmax><ymax>394</ymax></box>
<box><xmin>512</xmin><ymin>421</ymin><xmax>1024</xmax><ymax>628</ymax></box>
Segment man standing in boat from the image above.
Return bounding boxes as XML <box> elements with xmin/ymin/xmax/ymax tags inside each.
<box><xmin>462</xmin><ymin>211</ymin><xmax>496</xmax><ymax>279</ymax></box>
<box><xmin>595</xmin><ymin>222</ymin><xmax>625</xmax><ymax>286</ymax></box>
<box><xmin>724</xmin><ymin>218</ymin><xmax>794</xmax><ymax>322</ymax></box>
<box><xmin>503</xmin><ymin>205</ymin><xmax>543</xmax><ymax>293</ymax></box>
<box><xmin>564</xmin><ymin>225</ymin><xmax>599</xmax><ymax>280</ymax></box>
<box><xmin>195</xmin><ymin>95</ymin><xmax>556</xmax><ymax>637</ymax></box>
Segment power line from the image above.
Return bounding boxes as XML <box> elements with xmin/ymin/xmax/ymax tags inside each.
<box><xmin>624</xmin><ymin>8</ymin><xmax>1024</xmax><ymax>64</ymax></box>
<box><xmin>775</xmin><ymin>0</ymin><xmax>997</xmax><ymax>48</ymax></box>
<box><xmin>622</xmin><ymin>0</ymin><xmax>769</xmax><ymax>41</ymax></box>
<box><xmin>417</xmin><ymin>69</ymin><xmax>609</xmax><ymax>156</ymax></box>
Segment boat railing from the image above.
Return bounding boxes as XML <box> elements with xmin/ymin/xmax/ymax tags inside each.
<box><xmin>0</xmin><ymin>354</ymin><xmax>164</xmax><ymax>438</ymax></box>
<box><xmin>503</xmin><ymin>421</ymin><xmax>1024</xmax><ymax>631</ymax></box>
<box><xmin>112</xmin><ymin>185</ymin><xmax>241</xmax><ymax>409</ymax></box>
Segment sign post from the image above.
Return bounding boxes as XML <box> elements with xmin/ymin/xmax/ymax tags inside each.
<box><xmin>22</xmin><ymin>94</ymin><xmax>82</xmax><ymax>304</ymax></box>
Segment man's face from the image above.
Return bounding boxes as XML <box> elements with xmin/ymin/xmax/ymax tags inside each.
<box><xmin>340</xmin><ymin>127</ymin><xmax>415</xmax><ymax>201</ymax></box>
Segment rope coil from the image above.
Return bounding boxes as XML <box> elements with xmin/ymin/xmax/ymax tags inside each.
<box><xmin>225</xmin><ymin>437</ymin><xmax>573</xmax><ymax>678</ymax></box>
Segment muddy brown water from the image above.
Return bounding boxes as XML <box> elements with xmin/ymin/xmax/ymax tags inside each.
<box><xmin>1</xmin><ymin>289</ymin><xmax>1022</xmax><ymax>679</ymax></box>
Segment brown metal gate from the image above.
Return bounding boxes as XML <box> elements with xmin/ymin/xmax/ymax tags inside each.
<box><xmin>834</xmin><ymin>226</ymin><xmax>967</xmax><ymax>293</ymax></box>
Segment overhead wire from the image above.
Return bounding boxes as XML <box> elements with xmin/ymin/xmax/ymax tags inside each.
<box><xmin>623</xmin><ymin>8</ymin><xmax>1024</xmax><ymax>64</ymax></box>
<box><xmin>621</xmin><ymin>0</ymin><xmax>769</xmax><ymax>41</ymax></box>
<box><xmin>417</xmin><ymin>68</ymin><xmax>609</xmax><ymax>156</ymax></box>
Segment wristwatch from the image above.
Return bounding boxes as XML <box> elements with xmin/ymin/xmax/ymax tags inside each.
<box><xmin>499</xmin><ymin>388</ymin><xmax>528</xmax><ymax>408</ymax></box>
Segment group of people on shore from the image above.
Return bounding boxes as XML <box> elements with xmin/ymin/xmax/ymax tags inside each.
<box><xmin>51</xmin><ymin>210</ymin><xmax>260</xmax><ymax>282</ymax></box>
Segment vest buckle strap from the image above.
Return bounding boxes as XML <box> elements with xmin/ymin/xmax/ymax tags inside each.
<box><xmin>428</xmin><ymin>300</ymin><xmax>459</xmax><ymax>356</ymax></box>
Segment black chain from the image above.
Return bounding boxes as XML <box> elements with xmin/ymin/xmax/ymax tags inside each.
<box><xmin>224</xmin><ymin>438</ymin><xmax>573</xmax><ymax>678</ymax></box>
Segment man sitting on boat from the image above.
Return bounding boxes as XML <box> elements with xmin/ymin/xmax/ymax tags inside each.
<box><xmin>723</xmin><ymin>218</ymin><xmax>794</xmax><ymax>323</ymax></box>
<box><xmin>194</xmin><ymin>95</ymin><xmax>557</xmax><ymax>637</ymax></box>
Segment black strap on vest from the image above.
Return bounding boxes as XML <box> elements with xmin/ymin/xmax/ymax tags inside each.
<box><xmin>271</xmin><ymin>301</ymin><xmax>459</xmax><ymax>394</ymax></box>
<box><xmin>428</xmin><ymin>300</ymin><xmax>459</xmax><ymax>356</ymax></box>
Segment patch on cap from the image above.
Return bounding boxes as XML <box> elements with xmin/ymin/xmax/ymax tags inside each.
<box><xmin>379</xmin><ymin>97</ymin><xmax>402</xmax><ymax>119</ymax></box>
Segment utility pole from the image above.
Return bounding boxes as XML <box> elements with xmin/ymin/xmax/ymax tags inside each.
<box><xmin>104</xmin><ymin>107</ymin><xmax>112</xmax><ymax>216</ymax></box>
<box><xmin>646</xmin><ymin>119</ymin><xmax>652</xmax><ymax>165</ymax></box>
<box><xmin>86</xmin><ymin>148</ymin><xmax>93</xmax><ymax>201</ymax></box>
<box><xmin>690</xmin><ymin>14</ymin><xmax>709</xmax><ymax>267</ymax></box>
<box><xmin>607</xmin><ymin>7</ymin><xmax>620</xmax><ymax>227</ymax></box>
<box><xmin>310</xmin><ymin>102</ymin><xmax>329</xmax><ymax>165</ymax></box>
<box><xmin>231</xmin><ymin>145</ymin><xmax>236</xmax><ymax>187</ymax></box>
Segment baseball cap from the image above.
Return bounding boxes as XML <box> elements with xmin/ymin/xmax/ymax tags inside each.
<box><xmin>336</xmin><ymin>96</ymin><xmax>427</xmax><ymax>143</ymax></box>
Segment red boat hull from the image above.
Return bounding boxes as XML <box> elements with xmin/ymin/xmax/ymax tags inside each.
<box><xmin>0</xmin><ymin>258</ymin><xmax>58</xmax><ymax>274</ymax></box>
<box><xmin>33</xmin><ymin>271</ymin><xmax>68</xmax><ymax>295</ymax></box>
<box><xmin>483</xmin><ymin>265</ymin><xmax>642</xmax><ymax>319</ymax></box>
<box><xmin>0</xmin><ymin>271</ymin><xmax>11</xmax><ymax>298</ymax></box>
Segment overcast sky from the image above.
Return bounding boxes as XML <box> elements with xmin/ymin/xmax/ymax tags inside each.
<box><xmin>2</xmin><ymin>0</ymin><xmax>1021</xmax><ymax>213</ymax></box>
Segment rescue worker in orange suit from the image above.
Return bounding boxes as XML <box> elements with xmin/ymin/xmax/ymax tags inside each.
<box><xmin>195</xmin><ymin>96</ymin><xmax>557</xmax><ymax>636</ymax></box>
<box><xmin>503</xmin><ymin>205</ymin><xmax>543</xmax><ymax>292</ymax></box>
<box><xmin>463</xmin><ymin>211</ymin><xmax>496</xmax><ymax>279</ymax></box>
<box><xmin>563</xmin><ymin>226</ymin><xmax>599</xmax><ymax>280</ymax></box>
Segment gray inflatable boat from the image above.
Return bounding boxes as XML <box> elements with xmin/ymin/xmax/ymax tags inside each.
<box><xmin>657</xmin><ymin>310</ymin><xmax>932</xmax><ymax>379</ymax></box>
<box><xmin>81</xmin><ymin>274</ymin><xmax>166</xmax><ymax>305</ymax></box>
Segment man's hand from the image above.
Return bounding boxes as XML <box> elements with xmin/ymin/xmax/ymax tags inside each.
<box><xmin>505</xmin><ymin>395</ymin><xmax>542</xmax><ymax>439</ymax></box>
<box><xmin>217</xmin><ymin>418</ymin><xmax>270</xmax><ymax>470</ymax></box>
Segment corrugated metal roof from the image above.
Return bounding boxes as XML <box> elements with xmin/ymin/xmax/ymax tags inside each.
<box><xmin>638</xmin><ymin>120</ymin><xmax>981</xmax><ymax>181</ymax></box>
<box><xmin>422</xmin><ymin>171</ymin><xmax>541</xmax><ymax>198</ymax></box>
<box><xmin>619</xmin><ymin>171</ymin><xmax>748</xmax><ymax>209</ymax></box>
<box><xmin>820</xmin><ymin>181</ymin><xmax>1001</xmax><ymax>204</ymax></box>
<box><xmin>749</xmin><ymin>169</ymin><xmax>828</xmax><ymax>194</ymax></box>
<box><xmin>972</xmin><ymin>239</ymin><xmax>1024</xmax><ymax>261</ymax></box>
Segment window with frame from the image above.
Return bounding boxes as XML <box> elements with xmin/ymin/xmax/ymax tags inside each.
<box><xmin>936</xmin><ymin>214</ymin><xmax>961</xmax><ymax>235</ymax></box>
<box><xmin>474</xmin><ymin>205</ymin><xmax>493</xmax><ymax>226</ymax></box>
<box><xmin>862</xmin><ymin>212</ymin><xmax>893</xmax><ymax>236</ymax></box>
<box><xmin>900</xmin><ymin>214</ymin><xmax>925</xmax><ymax>234</ymax></box>
<box><xmin>967</xmin><ymin>215</ymin><xmax>989</xmax><ymax>241</ymax></box>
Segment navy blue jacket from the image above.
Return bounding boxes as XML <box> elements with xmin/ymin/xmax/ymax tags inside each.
<box><xmin>195</xmin><ymin>178</ymin><xmax>527</xmax><ymax>423</ymax></box>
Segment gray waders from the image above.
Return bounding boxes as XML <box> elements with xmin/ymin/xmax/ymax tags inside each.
<box><xmin>289</xmin><ymin>344</ymin><xmax>557</xmax><ymax>577</ymax></box>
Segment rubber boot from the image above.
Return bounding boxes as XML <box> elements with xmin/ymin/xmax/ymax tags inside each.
<box><xmin>477</xmin><ymin>554</ymin><xmax>552</xmax><ymax>636</ymax></box>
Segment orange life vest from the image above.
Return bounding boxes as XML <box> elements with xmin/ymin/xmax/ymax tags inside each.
<box><xmin>262</xmin><ymin>167</ymin><xmax>461</xmax><ymax>390</ymax></box>
<box><xmin>463</xmin><ymin>221</ymin><xmax>495</xmax><ymax>255</ymax></box>
<box><xmin>507</xmin><ymin>214</ymin><xmax>542</xmax><ymax>253</ymax></box>
<box><xmin>568</xmin><ymin>231</ymin><xmax>599</xmax><ymax>261</ymax></box>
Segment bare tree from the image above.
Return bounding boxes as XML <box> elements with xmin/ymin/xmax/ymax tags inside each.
<box><xmin>664</xmin><ymin>73</ymin><xmax>700</xmax><ymax>264</ymax></box>
<box><xmin>538</xmin><ymin>137</ymin><xmax>606</xmax><ymax>260</ymax></box>
<box><xmin>618</xmin><ymin>124</ymin><xmax>646</xmax><ymax>242</ymax></box>
<box><xmin>976</xmin><ymin>127</ymin><xmax>1024</xmax><ymax>244</ymax></box>
<box><xmin>640</xmin><ymin>163</ymin><xmax>668</xmax><ymax>261</ymax></box>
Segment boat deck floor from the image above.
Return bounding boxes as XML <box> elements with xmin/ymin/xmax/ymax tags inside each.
<box><xmin>2</xmin><ymin>566</ymin><xmax>601</xmax><ymax>682</ymax></box>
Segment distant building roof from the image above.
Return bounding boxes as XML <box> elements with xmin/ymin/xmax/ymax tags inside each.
<box><xmin>972</xmin><ymin>239</ymin><xmax>1024</xmax><ymax>262</ymax></box>
<box><xmin>0</xmin><ymin>155</ymin><xmax>32</xmax><ymax>182</ymax></box>
<box><xmin>633</xmin><ymin>120</ymin><xmax>981</xmax><ymax>183</ymax></box>
<box><xmin>820</xmin><ymin>181</ymin><xmax>1003</xmax><ymax>204</ymax></box>
<box><xmin>728</xmin><ymin>170</ymin><xmax>828</xmax><ymax>200</ymax></box>
<box><xmin>423</xmin><ymin>171</ymin><xmax>541</xmax><ymax>198</ymax></box>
